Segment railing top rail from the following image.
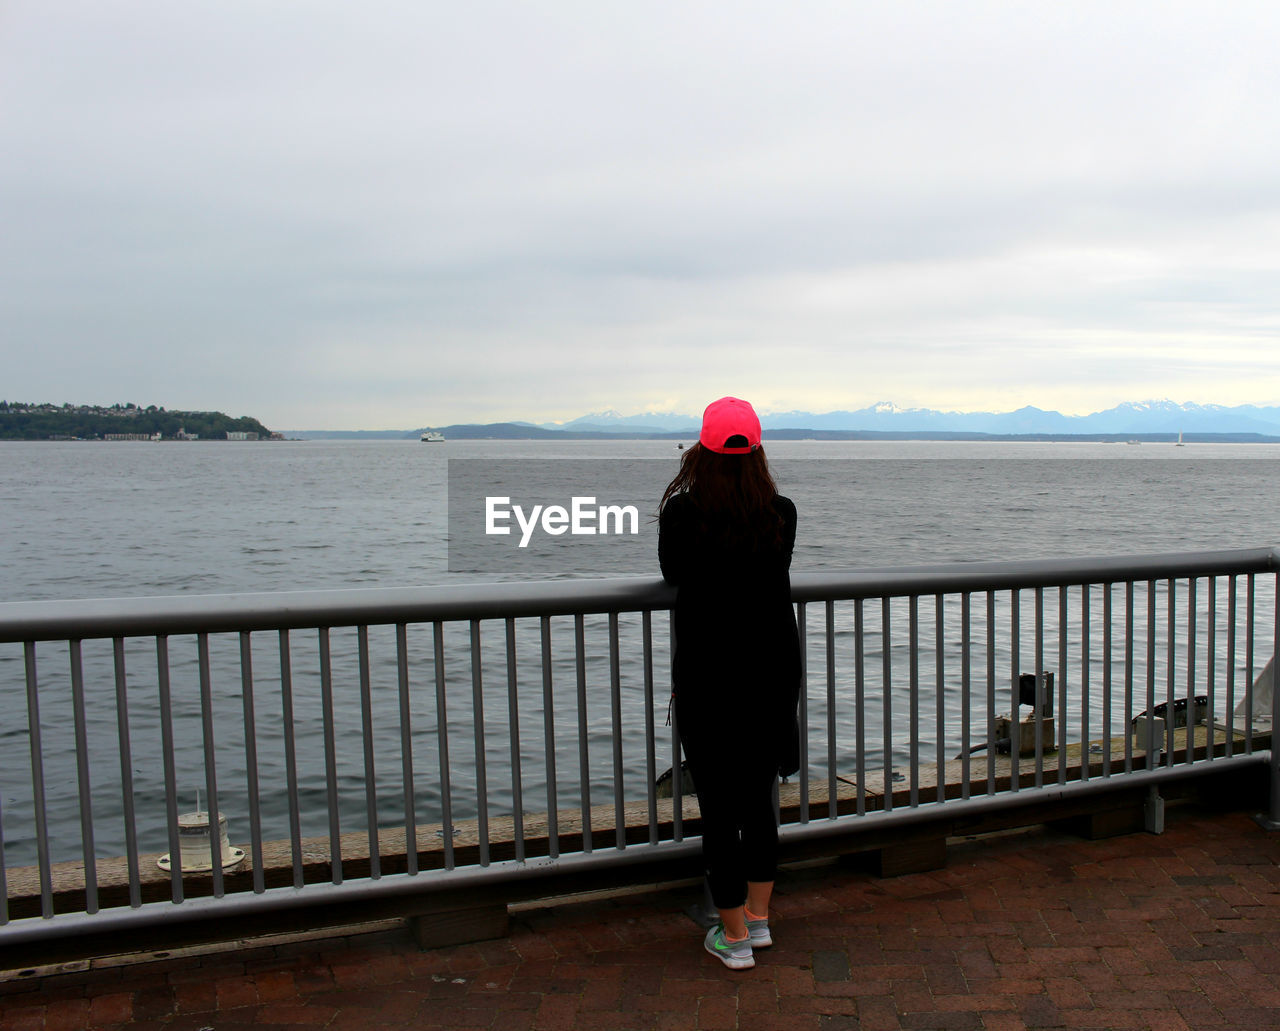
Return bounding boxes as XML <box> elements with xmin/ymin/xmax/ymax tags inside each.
<box><xmin>0</xmin><ymin>577</ymin><xmax>675</xmax><ymax>643</ymax></box>
<box><xmin>1</xmin><ymin>546</ymin><xmax>1275</xmax><ymax>643</ymax></box>
<box><xmin>790</xmin><ymin>546</ymin><xmax>1280</xmax><ymax>603</ymax></box>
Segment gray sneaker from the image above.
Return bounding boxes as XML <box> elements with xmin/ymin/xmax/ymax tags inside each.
<box><xmin>746</xmin><ymin>914</ymin><xmax>772</xmax><ymax>949</ymax></box>
<box><xmin>704</xmin><ymin>924</ymin><xmax>754</xmax><ymax>970</ymax></box>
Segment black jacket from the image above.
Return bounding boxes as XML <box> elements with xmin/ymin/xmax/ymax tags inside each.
<box><xmin>659</xmin><ymin>492</ymin><xmax>803</xmax><ymax>775</ymax></box>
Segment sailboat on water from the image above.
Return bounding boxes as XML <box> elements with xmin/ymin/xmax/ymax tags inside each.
<box><xmin>1176</xmin><ymin>431</ymin><xmax>1185</xmax><ymax>447</ymax></box>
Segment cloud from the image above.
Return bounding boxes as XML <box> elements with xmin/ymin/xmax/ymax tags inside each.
<box><xmin>2</xmin><ymin>1</ymin><xmax>1279</xmax><ymax>428</ymax></box>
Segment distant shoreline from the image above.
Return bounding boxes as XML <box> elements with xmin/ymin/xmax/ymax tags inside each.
<box><xmin>282</xmin><ymin>426</ymin><xmax>1280</xmax><ymax>444</ymax></box>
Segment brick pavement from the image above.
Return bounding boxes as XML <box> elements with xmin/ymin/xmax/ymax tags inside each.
<box><xmin>2</xmin><ymin>805</ymin><xmax>1279</xmax><ymax>1030</ymax></box>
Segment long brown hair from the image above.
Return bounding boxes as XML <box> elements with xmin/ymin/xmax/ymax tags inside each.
<box><xmin>660</xmin><ymin>442</ymin><xmax>784</xmax><ymax>547</ymax></box>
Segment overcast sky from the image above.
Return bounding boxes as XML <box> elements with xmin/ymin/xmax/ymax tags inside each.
<box><xmin>3</xmin><ymin>2</ymin><xmax>1278</xmax><ymax>429</ymax></box>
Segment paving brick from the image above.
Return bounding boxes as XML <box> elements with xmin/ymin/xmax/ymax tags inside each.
<box><xmin>579</xmin><ymin>978</ymin><xmax>622</xmax><ymax>1011</ymax></box>
<box><xmin>320</xmin><ymin>988</ymin><xmax>422</xmax><ymax>1021</ymax></box>
<box><xmin>736</xmin><ymin>981</ymin><xmax>779</xmax><ymax>1012</ymax></box>
<box><xmin>536</xmin><ymin>991</ymin><xmax>581</xmax><ymax>1022</ymax></box>
<box><xmin>1041</xmin><ymin>976</ymin><xmax>1091</xmax><ymax>1010</ymax></box>
<box><xmin>214</xmin><ymin>976</ymin><xmax>260</xmax><ymax>1011</ymax></box>
<box><xmin>935</xmin><ymin>994</ymin><xmax>1017</xmax><ymax>1013</ymax></box>
<box><xmin>43</xmin><ymin>997</ymin><xmax>92</xmax><ymax>1031</ymax></box>
<box><xmin>923</xmin><ymin>962</ymin><xmax>968</xmax><ymax>995</ymax></box>
<box><xmin>86</xmin><ymin>991</ymin><xmax>133</xmax><ymax>1027</ymax></box>
<box><xmin>850</xmin><ymin>995</ymin><xmax>900</xmax><ymax>1031</ymax></box>
<box><xmin>811</xmin><ymin>950</ymin><xmax>851</xmax><ymax>983</ymax></box>
<box><xmin>130</xmin><ymin>986</ymin><xmax>176</xmax><ymax>1020</ymax></box>
<box><xmin>172</xmin><ymin>980</ymin><xmax>218</xmax><ymax>1013</ymax></box>
<box><xmin>901</xmin><ymin>1012</ymin><xmax>983</xmax><ymax>1029</ymax></box>
<box><xmin>5</xmin><ymin>809</ymin><xmax>1280</xmax><ymax>1031</ymax></box>
<box><xmin>980</xmin><ymin>1014</ymin><xmax>1030</xmax><ymax>1031</ymax></box>
<box><xmin>695</xmin><ymin>995</ymin><xmax>737</xmax><ymax>1029</ymax></box>
<box><xmin>892</xmin><ymin>980</ymin><xmax>935</xmax><ymax>1013</ymax></box>
<box><xmin>1219</xmin><ymin>1008</ymin><xmax>1280</xmax><ymax>1028</ymax></box>
<box><xmin>253</xmin><ymin>1001</ymin><xmax>337</xmax><ymax>1025</ymax></box>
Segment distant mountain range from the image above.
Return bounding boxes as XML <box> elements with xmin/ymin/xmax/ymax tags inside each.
<box><xmin>537</xmin><ymin>401</ymin><xmax>1280</xmax><ymax>436</ymax></box>
<box><xmin>283</xmin><ymin>400</ymin><xmax>1280</xmax><ymax>440</ymax></box>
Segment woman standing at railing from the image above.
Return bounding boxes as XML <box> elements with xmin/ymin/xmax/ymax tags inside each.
<box><xmin>659</xmin><ymin>396</ymin><xmax>803</xmax><ymax>971</ymax></box>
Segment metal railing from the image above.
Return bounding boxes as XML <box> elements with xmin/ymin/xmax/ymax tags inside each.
<box><xmin>0</xmin><ymin>546</ymin><xmax>1277</xmax><ymax>946</ymax></box>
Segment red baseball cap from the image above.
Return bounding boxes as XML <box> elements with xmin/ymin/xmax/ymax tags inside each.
<box><xmin>699</xmin><ymin>396</ymin><xmax>762</xmax><ymax>454</ymax></box>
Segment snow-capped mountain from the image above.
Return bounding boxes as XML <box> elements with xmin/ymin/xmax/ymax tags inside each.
<box><xmin>540</xmin><ymin>410</ymin><xmax>700</xmax><ymax>433</ymax></box>
<box><xmin>535</xmin><ymin>401</ymin><xmax>1280</xmax><ymax>436</ymax></box>
<box><xmin>1078</xmin><ymin>401</ymin><xmax>1280</xmax><ymax>434</ymax></box>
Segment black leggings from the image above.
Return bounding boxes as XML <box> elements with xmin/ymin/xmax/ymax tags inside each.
<box><xmin>680</xmin><ymin>724</ymin><xmax>780</xmax><ymax>910</ymax></box>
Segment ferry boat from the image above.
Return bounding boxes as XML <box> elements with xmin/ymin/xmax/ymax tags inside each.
<box><xmin>420</xmin><ymin>430</ymin><xmax>445</xmax><ymax>442</ymax></box>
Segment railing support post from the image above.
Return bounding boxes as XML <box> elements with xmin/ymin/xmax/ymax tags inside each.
<box><xmin>1254</xmin><ymin>664</ymin><xmax>1280</xmax><ymax>831</ymax></box>
<box><xmin>1263</xmin><ymin>758</ymin><xmax>1280</xmax><ymax>830</ymax></box>
<box><xmin>1144</xmin><ymin>786</ymin><xmax>1165</xmax><ymax>834</ymax></box>
<box><xmin>1253</xmin><ymin>747</ymin><xmax>1280</xmax><ymax>831</ymax></box>
<box><xmin>1253</xmin><ymin>561</ymin><xmax>1280</xmax><ymax>831</ymax></box>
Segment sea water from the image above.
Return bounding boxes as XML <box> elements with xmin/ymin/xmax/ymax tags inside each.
<box><xmin>2</xmin><ymin>439</ymin><xmax>1279</xmax><ymax>867</ymax></box>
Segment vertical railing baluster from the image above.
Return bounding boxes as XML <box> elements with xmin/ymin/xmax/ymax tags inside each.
<box><xmin>358</xmin><ymin>626</ymin><xmax>381</xmax><ymax>877</ymax></box>
<box><xmin>826</xmin><ymin>600</ymin><xmax>837</xmax><ymax>819</ymax></box>
<box><xmin>1246</xmin><ymin>575</ymin><xmax>1255</xmax><ymax>753</ymax></box>
<box><xmin>540</xmin><ymin>616</ymin><xmax>558</xmax><ymax>856</ymax></box>
<box><xmin>1271</xmin><ymin>569</ymin><xmax>1280</xmax><ymax>824</ymax></box>
<box><xmin>240</xmin><ymin>632</ymin><xmax>265</xmax><ymax>893</ymax></box>
<box><xmin>279</xmin><ymin>629</ymin><xmax>304</xmax><ymax>888</ymax></box>
<box><xmin>196</xmin><ymin>633</ymin><xmax>223</xmax><ymax>899</ymax></box>
<box><xmin>1226</xmin><ymin>578</ymin><xmax>1237</xmax><ymax>760</ymax></box>
<box><xmin>1124</xmin><ymin>582</ymin><xmax>1135</xmax><ymax>772</ymax></box>
<box><xmin>318</xmin><ymin>627</ymin><xmax>342</xmax><ymax>884</ymax></box>
<box><xmin>609</xmin><ymin>613</ymin><xmax>625</xmax><ymax>849</ymax></box>
<box><xmin>935</xmin><ymin>595</ymin><xmax>945</xmax><ymax>805</ymax></box>
<box><xmin>960</xmin><ymin>594</ymin><xmax>970</xmax><ymax>801</ymax></box>
<box><xmin>1102</xmin><ymin>584</ymin><xmax>1113</xmax><ymax>777</ymax></box>
<box><xmin>854</xmin><ymin>598</ymin><xmax>867</xmax><ymax>817</ymax></box>
<box><xmin>574</xmin><ymin>614</ymin><xmax>591</xmax><ymax>853</ymax></box>
<box><xmin>1145</xmin><ymin>583</ymin><xmax>1158</xmax><ymax>767</ymax></box>
<box><xmin>1080</xmin><ymin>586</ymin><xmax>1090</xmax><ymax>783</ymax></box>
<box><xmin>396</xmin><ymin>624</ymin><xmax>418</xmax><ymax>875</ymax></box>
<box><xmin>1166</xmin><ymin>579</ymin><xmax>1176</xmax><ymax>767</ymax></box>
<box><xmin>1033</xmin><ymin>587</ymin><xmax>1044</xmax><ymax>788</ymax></box>
<box><xmin>155</xmin><ymin>636</ymin><xmax>182</xmax><ymax>904</ymax></box>
<box><xmin>882</xmin><ymin>597</ymin><xmax>893</xmax><ymax>812</ymax></box>
<box><xmin>1186</xmin><ymin>578</ymin><xmax>1198</xmax><ymax>763</ymax></box>
<box><xmin>670</xmin><ymin>610</ymin><xmax>682</xmax><ymax>843</ymax></box>
<box><xmin>1010</xmin><ymin>589</ymin><xmax>1020</xmax><ymax>792</ymax></box>
<box><xmin>505</xmin><ymin>618</ymin><xmax>525</xmax><ymax>862</ymax></box>
<box><xmin>1206</xmin><ymin>578</ymin><xmax>1216</xmax><ymax>763</ymax></box>
<box><xmin>642</xmin><ymin>611</ymin><xmax>658</xmax><ymax>845</ymax></box>
<box><xmin>23</xmin><ymin>643</ymin><xmax>53</xmax><ymax>918</ymax></box>
<box><xmin>1058</xmin><ymin>587</ymin><xmax>1068</xmax><ymax>785</ymax></box>
<box><xmin>115</xmin><ymin>639</ymin><xmax>143</xmax><ymax>906</ymax></box>
<box><xmin>908</xmin><ymin>595</ymin><xmax>919</xmax><ymax>808</ymax></box>
<box><xmin>986</xmin><ymin>591</ymin><xmax>996</xmax><ymax>794</ymax></box>
<box><xmin>433</xmin><ymin>623</ymin><xmax>455</xmax><ymax>870</ymax></box>
<box><xmin>470</xmin><ymin>620</ymin><xmax>491</xmax><ymax>866</ymax></box>
<box><xmin>71</xmin><ymin>640</ymin><xmax>101</xmax><ymax>911</ymax></box>
<box><xmin>797</xmin><ymin>601</ymin><xmax>809</xmax><ymax>822</ymax></box>
<box><xmin>0</xmin><ymin>777</ymin><xmax>7</xmax><ymax>925</ymax></box>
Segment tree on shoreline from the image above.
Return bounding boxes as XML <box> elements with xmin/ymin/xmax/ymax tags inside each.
<box><xmin>0</xmin><ymin>402</ymin><xmax>273</xmax><ymax>440</ymax></box>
